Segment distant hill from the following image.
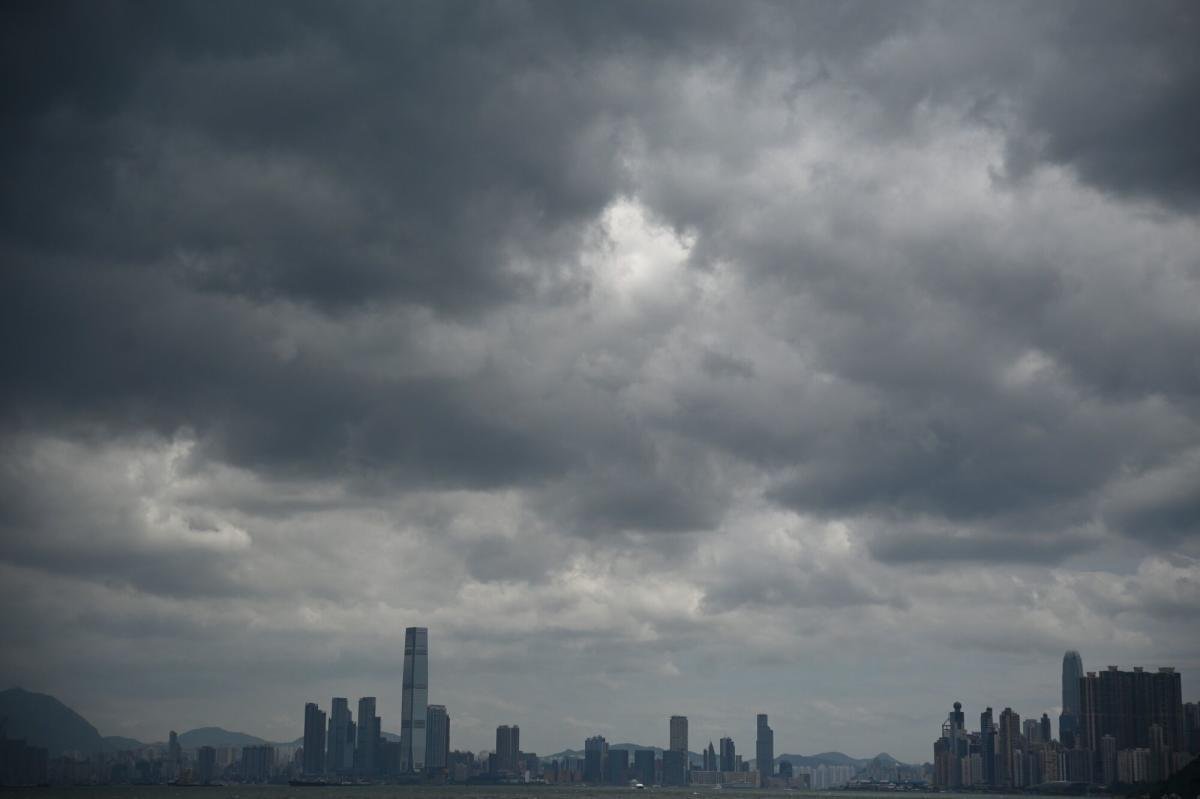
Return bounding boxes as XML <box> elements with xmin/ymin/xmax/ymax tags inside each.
<box><xmin>778</xmin><ymin>751</ymin><xmax>868</xmax><ymax>768</ymax></box>
<box><xmin>103</xmin><ymin>735</ymin><xmax>147</xmax><ymax>752</ymax></box>
<box><xmin>548</xmin><ymin>743</ymin><xmax>702</xmax><ymax>763</ymax></box>
<box><xmin>177</xmin><ymin>727</ymin><xmax>267</xmax><ymax>749</ymax></box>
<box><xmin>545</xmin><ymin>743</ymin><xmax>903</xmax><ymax>770</ymax></box>
<box><xmin>0</xmin><ymin>687</ymin><xmax>106</xmax><ymax>757</ymax></box>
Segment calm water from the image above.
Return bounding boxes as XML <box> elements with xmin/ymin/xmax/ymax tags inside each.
<box><xmin>0</xmin><ymin>788</ymin><xmax>1040</xmax><ymax>799</ymax></box>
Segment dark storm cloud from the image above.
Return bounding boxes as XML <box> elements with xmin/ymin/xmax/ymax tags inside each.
<box><xmin>1005</xmin><ymin>2</ymin><xmax>1200</xmax><ymax>210</ymax></box>
<box><xmin>1</xmin><ymin>2</ymin><xmax>1199</xmax><ymax>751</ymax></box>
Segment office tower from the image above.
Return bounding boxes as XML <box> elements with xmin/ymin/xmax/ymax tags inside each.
<box><xmin>584</xmin><ymin>736</ymin><xmax>608</xmax><ymax>783</ymax></box>
<box><xmin>1079</xmin><ymin>665</ymin><xmax>1185</xmax><ymax>752</ymax></box>
<box><xmin>425</xmin><ymin>705</ymin><xmax>449</xmax><ymax>773</ymax></box>
<box><xmin>356</xmin><ymin>697</ymin><xmax>380</xmax><ymax>776</ymax></box>
<box><xmin>327</xmin><ymin>697</ymin><xmax>354</xmax><ymax>774</ymax></box>
<box><xmin>400</xmin><ymin>626</ymin><xmax>429</xmax><ymax>772</ymax></box>
<box><xmin>608</xmin><ymin>747</ymin><xmax>630</xmax><ymax>784</ymax></box>
<box><xmin>998</xmin><ymin>708</ymin><xmax>1020</xmax><ymax>788</ymax></box>
<box><xmin>756</xmin><ymin>714</ymin><xmax>774</xmax><ymax>786</ymax></box>
<box><xmin>495</xmin><ymin>725</ymin><xmax>519</xmax><ymax>774</ymax></box>
<box><xmin>703</xmin><ymin>741</ymin><xmax>716</xmax><ymax>772</ymax></box>
<box><xmin>1023</xmin><ymin>719</ymin><xmax>1040</xmax><ymax>745</ymax></box>
<box><xmin>634</xmin><ymin>749</ymin><xmax>656</xmax><ymax>785</ymax></box>
<box><xmin>168</xmin><ymin>730</ymin><xmax>182</xmax><ymax>764</ymax></box>
<box><xmin>670</xmin><ymin>716</ymin><xmax>688</xmax><ymax>754</ymax></box>
<box><xmin>1061</xmin><ymin>650</ymin><xmax>1084</xmax><ymax>745</ymax></box>
<box><xmin>303</xmin><ymin>702</ymin><xmax>327</xmax><ymax>775</ymax></box>
<box><xmin>1040</xmin><ymin>713</ymin><xmax>1052</xmax><ymax>744</ymax></box>
<box><xmin>720</xmin><ymin>737</ymin><xmax>736</xmax><ymax>772</ymax></box>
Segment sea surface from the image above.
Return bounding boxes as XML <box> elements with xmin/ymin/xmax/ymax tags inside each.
<box><xmin>0</xmin><ymin>787</ymin><xmax>1038</xmax><ymax>799</ymax></box>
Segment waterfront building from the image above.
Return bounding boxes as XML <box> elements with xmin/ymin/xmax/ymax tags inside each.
<box><xmin>1061</xmin><ymin>650</ymin><xmax>1084</xmax><ymax>745</ymax></box>
<box><xmin>670</xmin><ymin>716</ymin><xmax>688</xmax><ymax>754</ymax></box>
<box><xmin>302</xmin><ymin>702</ymin><xmax>327</xmax><ymax>776</ymax></box>
<box><xmin>356</xmin><ymin>697</ymin><xmax>379</xmax><ymax>776</ymax></box>
<box><xmin>584</xmin><ymin>736</ymin><xmax>607</xmax><ymax>783</ymax></box>
<box><xmin>400</xmin><ymin>626</ymin><xmax>429</xmax><ymax>772</ymax></box>
<box><xmin>634</xmin><ymin>748</ymin><xmax>656</xmax><ymax>785</ymax></box>
<box><xmin>719</xmin><ymin>737</ymin><xmax>735</xmax><ymax>773</ymax></box>
<box><xmin>425</xmin><ymin>705</ymin><xmax>449</xmax><ymax>774</ymax></box>
<box><xmin>495</xmin><ymin>725</ymin><xmax>519</xmax><ymax>774</ymax></box>
<box><xmin>327</xmin><ymin>697</ymin><xmax>354</xmax><ymax>774</ymax></box>
<box><xmin>756</xmin><ymin>713</ymin><xmax>774</xmax><ymax>786</ymax></box>
<box><xmin>1079</xmin><ymin>665</ymin><xmax>1185</xmax><ymax>753</ymax></box>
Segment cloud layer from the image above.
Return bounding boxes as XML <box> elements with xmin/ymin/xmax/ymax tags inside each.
<box><xmin>1</xmin><ymin>1</ymin><xmax>1198</xmax><ymax>761</ymax></box>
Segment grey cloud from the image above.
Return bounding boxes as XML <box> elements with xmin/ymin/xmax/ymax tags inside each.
<box><xmin>1</xmin><ymin>0</ymin><xmax>1199</xmax><ymax>759</ymax></box>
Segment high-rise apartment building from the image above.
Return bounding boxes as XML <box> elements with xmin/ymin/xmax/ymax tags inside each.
<box><xmin>495</xmin><ymin>725</ymin><xmax>519</xmax><ymax>774</ymax></box>
<box><xmin>400</xmin><ymin>626</ymin><xmax>429</xmax><ymax>772</ymax></box>
<box><xmin>241</xmin><ymin>745</ymin><xmax>274</xmax><ymax>782</ymax></box>
<box><xmin>327</xmin><ymin>697</ymin><xmax>354</xmax><ymax>774</ymax></box>
<box><xmin>757</xmin><ymin>714</ymin><xmax>774</xmax><ymax>786</ymax></box>
<box><xmin>1079</xmin><ymin>665</ymin><xmax>1185</xmax><ymax>753</ymax></box>
<box><xmin>584</xmin><ymin>736</ymin><xmax>608</xmax><ymax>783</ymax></box>
<box><xmin>425</xmin><ymin>705</ymin><xmax>450</xmax><ymax>774</ymax></box>
<box><xmin>670</xmin><ymin>716</ymin><xmax>688</xmax><ymax>754</ymax></box>
<box><xmin>303</xmin><ymin>702</ymin><xmax>327</xmax><ymax>776</ymax></box>
<box><xmin>998</xmin><ymin>708</ymin><xmax>1020</xmax><ymax>788</ymax></box>
<box><xmin>1061</xmin><ymin>651</ymin><xmax>1084</xmax><ymax>745</ymax></box>
<box><xmin>1040</xmin><ymin>713</ymin><xmax>1052</xmax><ymax>744</ymax></box>
<box><xmin>356</xmin><ymin>697</ymin><xmax>380</xmax><ymax>776</ymax></box>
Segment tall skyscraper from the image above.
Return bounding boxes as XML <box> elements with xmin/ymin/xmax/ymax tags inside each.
<box><xmin>1060</xmin><ymin>650</ymin><xmax>1084</xmax><ymax>744</ymax></box>
<box><xmin>356</xmin><ymin>697</ymin><xmax>380</xmax><ymax>776</ymax></box>
<box><xmin>495</xmin><ymin>725</ymin><xmax>520</xmax><ymax>774</ymax></box>
<box><xmin>425</xmin><ymin>705</ymin><xmax>450</xmax><ymax>773</ymax></box>
<box><xmin>584</xmin><ymin>736</ymin><xmax>608</xmax><ymax>783</ymax></box>
<box><xmin>303</xmin><ymin>702</ymin><xmax>327</xmax><ymax>776</ymax></box>
<box><xmin>670</xmin><ymin>716</ymin><xmax>688</xmax><ymax>754</ymax></box>
<box><xmin>665</xmin><ymin>715</ymin><xmax>689</xmax><ymax>786</ymax></box>
<box><xmin>720</xmin><ymin>737</ymin><xmax>736</xmax><ymax>773</ymax></box>
<box><xmin>980</xmin><ymin>708</ymin><xmax>996</xmax><ymax>786</ymax></box>
<box><xmin>400</xmin><ymin>626</ymin><xmax>429</xmax><ymax>772</ymax></box>
<box><xmin>168</xmin><ymin>730</ymin><xmax>181</xmax><ymax>765</ymax></box>
<box><xmin>998</xmin><ymin>708</ymin><xmax>1020</xmax><ymax>788</ymax></box>
<box><xmin>327</xmin><ymin>697</ymin><xmax>354</xmax><ymax>774</ymax></box>
<box><xmin>756</xmin><ymin>714</ymin><xmax>774</xmax><ymax>786</ymax></box>
<box><xmin>1040</xmin><ymin>713</ymin><xmax>1052</xmax><ymax>744</ymax></box>
<box><xmin>703</xmin><ymin>741</ymin><xmax>717</xmax><ymax>771</ymax></box>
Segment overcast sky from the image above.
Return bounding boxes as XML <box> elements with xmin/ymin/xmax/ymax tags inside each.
<box><xmin>2</xmin><ymin>1</ymin><xmax>1199</xmax><ymax>763</ymax></box>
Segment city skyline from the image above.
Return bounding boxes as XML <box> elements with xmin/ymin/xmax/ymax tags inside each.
<box><xmin>2</xmin><ymin>0</ymin><xmax>1199</xmax><ymax>773</ymax></box>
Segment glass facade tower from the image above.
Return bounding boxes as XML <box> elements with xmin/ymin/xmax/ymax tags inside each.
<box><xmin>400</xmin><ymin>626</ymin><xmax>429</xmax><ymax>772</ymax></box>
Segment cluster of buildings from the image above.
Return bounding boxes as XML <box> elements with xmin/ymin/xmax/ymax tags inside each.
<box><xmin>557</xmin><ymin>713</ymin><xmax>809</xmax><ymax>788</ymax></box>
<box><xmin>933</xmin><ymin>651</ymin><xmax>1200</xmax><ymax>790</ymax></box>
<box><xmin>298</xmin><ymin>627</ymin><xmax>448</xmax><ymax>781</ymax></box>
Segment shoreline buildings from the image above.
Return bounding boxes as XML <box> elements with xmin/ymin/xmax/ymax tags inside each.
<box><xmin>934</xmin><ymin>653</ymin><xmax>1196</xmax><ymax>790</ymax></box>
